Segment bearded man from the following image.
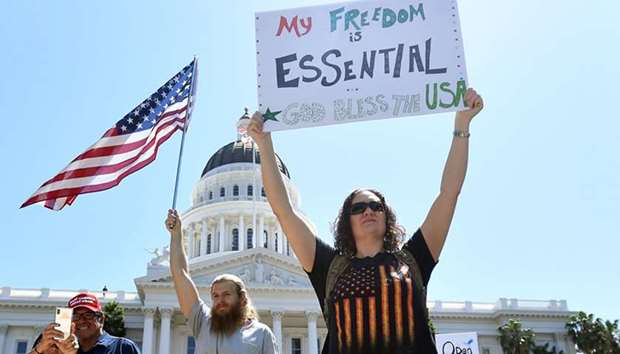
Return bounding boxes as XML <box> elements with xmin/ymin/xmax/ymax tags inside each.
<box><xmin>165</xmin><ymin>209</ymin><xmax>278</xmax><ymax>354</ymax></box>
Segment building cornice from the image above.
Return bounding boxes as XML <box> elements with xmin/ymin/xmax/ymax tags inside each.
<box><xmin>431</xmin><ymin>310</ymin><xmax>576</xmax><ymax>321</ymax></box>
<box><xmin>0</xmin><ymin>301</ymin><xmax>144</xmax><ymax>312</ymax></box>
<box><xmin>136</xmin><ymin>248</ymin><xmax>306</xmax><ymax>285</ymax></box>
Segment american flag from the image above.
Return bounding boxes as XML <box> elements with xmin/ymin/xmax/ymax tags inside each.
<box><xmin>21</xmin><ymin>59</ymin><xmax>198</xmax><ymax>210</ymax></box>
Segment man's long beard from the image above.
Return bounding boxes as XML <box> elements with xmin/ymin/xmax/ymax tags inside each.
<box><xmin>210</xmin><ymin>303</ymin><xmax>245</xmax><ymax>336</ymax></box>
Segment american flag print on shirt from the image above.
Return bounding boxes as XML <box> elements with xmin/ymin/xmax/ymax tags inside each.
<box><xmin>21</xmin><ymin>59</ymin><xmax>197</xmax><ymax>210</ymax></box>
<box><xmin>330</xmin><ymin>255</ymin><xmax>416</xmax><ymax>354</ymax></box>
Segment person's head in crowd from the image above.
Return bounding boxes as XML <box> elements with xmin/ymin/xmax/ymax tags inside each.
<box><xmin>333</xmin><ymin>188</ymin><xmax>406</xmax><ymax>257</ymax></box>
<box><xmin>209</xmin><ymin>274</ymin><xmax>258</xmax><ymax>336</ymax></box>
<box><xmin>68</xmin><ymin>293</ymin><xmax>104</xmax><ymax>343</ymax></box>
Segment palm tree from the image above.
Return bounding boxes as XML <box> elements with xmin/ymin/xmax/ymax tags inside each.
<box><xmin>566</xmin><ymin>311</ymin><xmax>620</xmax><ymax>354</ymax></box>
<box><xmin>103</xmin><ymin>300</ymin><xmax>127</xmax><ymax>337</ymax></box>
<box><xmin>498</xmin><ymin>319</ymin><xmax>535</xmax><ymax>354</ymax></box>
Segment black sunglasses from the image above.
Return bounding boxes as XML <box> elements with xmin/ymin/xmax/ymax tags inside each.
<box><xmin>72</xmin><ymin>312</ymin><xmax>103</xmax><ymax>321</ymax></box>
<box><xmin>350</xmin><ymin>201</ymin><xmax>384</xmax><ymax>215</ymax></box>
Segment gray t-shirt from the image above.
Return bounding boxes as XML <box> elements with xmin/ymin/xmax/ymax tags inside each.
<box><xmin>189</xmin><ymin>300</ymin><xmax>278</xmax><ymax>354</ymax></box>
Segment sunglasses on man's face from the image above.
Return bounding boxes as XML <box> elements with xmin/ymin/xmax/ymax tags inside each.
<box><xmin>350</xmin><ymin>201</ymin><xmax>384</xmax><ymax>215</ymax></box>
<box><xmin>72</xmin><ymin>312</ymin><xmax>102</xmax><ymax>321</ymax></box>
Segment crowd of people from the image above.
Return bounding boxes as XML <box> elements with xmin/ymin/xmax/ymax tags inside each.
<box><xmin>33</xmin><ymin>88</ymin><xmax>483</xmax><ymax>354</ymax></box>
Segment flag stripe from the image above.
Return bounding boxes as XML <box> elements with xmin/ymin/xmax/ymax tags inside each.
<box><xmin>59</xmin><ymin>112</ymin><xmax>185</xmax><ymax>173</ymax></box>
<box><xmin>33</xmin><ymin>122</ymin><xmax>180</xmax><ymax>194</ymax></box>
<box><xmin>23</xmin><ymin>121</ymin><xmax>182</xmax><ymax>201</ymax></box>
<box><xmin>39</xmin><ymin>114</ymin><xmax>185</xmax><ymax>187</ymax></box>
<box><xmin>21</xmin><ymin>123</ymin><xmax>182</xmax><ymax>208</ymax></box>
<box><xmin>73</xmin><ymin>99</ymin><xmax>187</xmax><ymax>157</ymax></box>
<box><xmin>21</xmin><ymin>60</ymin><xmax>196</xmax><ymax>210</ymax></box>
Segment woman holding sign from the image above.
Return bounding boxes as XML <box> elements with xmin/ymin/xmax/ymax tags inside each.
<box><xmin>247</xmin><ymin>88</ymin><xmax>483</xmax><ymax>354</ymax></box>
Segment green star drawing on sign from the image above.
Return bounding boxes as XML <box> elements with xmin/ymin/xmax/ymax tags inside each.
<box><xmin>262</xmin><ymin>108</ymin><xmax>281</xmax><ymax>122</ymax></box>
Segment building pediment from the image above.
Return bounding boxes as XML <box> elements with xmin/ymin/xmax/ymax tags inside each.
<box><xmin>135</xmin><ymin>248</ymin><xmax>312</xmax><ymax>294</ymax></box>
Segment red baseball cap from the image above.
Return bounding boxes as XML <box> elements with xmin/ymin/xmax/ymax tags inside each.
<box><xmin>68</xmin><ymin>293</ymin><xmax>102</xmax><ymax>313</ymax></box>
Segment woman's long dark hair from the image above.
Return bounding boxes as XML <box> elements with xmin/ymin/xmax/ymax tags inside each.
<box><xmin>332</xmin><ymin>188</ymin><xmax>406</xmax><ymax>257</ymax></box>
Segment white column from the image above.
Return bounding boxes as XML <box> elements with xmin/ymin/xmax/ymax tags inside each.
<box><xmin>200</xmin><ymin>220</ymin><xmax>208</xmax><ymax>255</ymax></box>
<box><xmin>219</xmin><ymin>217</ymin><xmax>225</xmax><ymax>252</ymax></box>
<box><xmin>277</xmin><ymin>224</ymin><xmax>284</xmax><ymax>254</ymax></box>
<box><xmin>269</xmin><ymin>225</ymin><xmax>276</xmax><ymax>251</ymax></box>
<box><xmin>158</xmin><ymin>308</ymin><xmax>173</xmax><ymax>354</ymax></box>
<box><xmin>182</xmin><ymin>228</ymin><xmax>190</xmax><ymax>257</ymax></box>
<box><xmin>258</xmin><ymin>216</ymin><xmax>265</xmax><ymax>248</ymax></box>
<box><xmin>271</xmin><ymin>311</ymin><xmax>283</xmax><ymax>353</ymax></box>
<box><xmin>306</xmin><ymin>312</ymin><xmax>319</xmax><ymax>354</ymax></box>
<box><xmin>274</xmin><ymin>224</ymin><xmax>285</xmax><ymax>254</ymax></box>
<box><xmin>239</xmin><ymin>214</ymin><xmax>245</xmax><ymax>251</ymax></box>
<box><xmin>142</xmin><ymin>308</ymin><xmax>155</xmax><ymax>354</ymax></box>
<box><xmin>0</xmin><ymin>324</ymin><xmax>8</xmax><ymax>354</ymax></box>
<box><xmin>188</xmin><ymin>224</ymin><xmax>195</xmax><ymax>258</ymax></box>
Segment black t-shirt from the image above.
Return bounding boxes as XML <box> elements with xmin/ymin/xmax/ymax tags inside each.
<box><xmin>306</xmin><ymin>229</ymin><xmax>437</xmax><ymax>354</ymax></box>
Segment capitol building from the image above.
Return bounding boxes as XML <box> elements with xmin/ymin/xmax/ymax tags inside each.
<box><xmin>0</xmin><ymin>140</ymin><xmax>576</xmax><ymax>354</ymax></box>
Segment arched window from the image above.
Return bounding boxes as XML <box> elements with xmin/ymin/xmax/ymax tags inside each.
<box><xmin>220</xmin><ymin>187</ymin><xmax>225</xmax><ymax>197</ymax></box>
<box><xmin>247</xmin><ymin>228</ymin><xmax>254</xmax><ymax>249</ymax></box>
<box><xmin>233</xmin><ymin>185</ymin><xmax>239</xmax><ymax>196</ymax></box>
<box><xmin>232</xmin><ymin>228</ymin><xmax>239</xmax><ymax>251</ymax></box>
<box><xmin>208</xmin><ymin>191</ymin><xmax>213</xmax><ymax>200</ymax></box>
<box><xmin>207</xmin><ymin>234</ymin><xmax>212</xmax><ymax>254</ymax></box>
<box><xmin>275</xmin><ymin>232</ymin><xmax>279</xmax><ymax>252</ymax></box>
<box><xmin>247</xmin><ymin>185</ymin><xmax>253</xmax><ymax>197</ymax></box>
<box><xmin>261</xmin><ymin>187</ymin><xmax>266</xmax><ymax>197</ymax></box>
<box><xmin>263</xmin><ymin>230</ymin><xmax>269</xmax><ymax>248</ymax></box>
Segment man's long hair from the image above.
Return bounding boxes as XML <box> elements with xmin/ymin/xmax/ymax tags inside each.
<box><xmin>333</xmin><ymin>188</ymin><xmax>406</xmax><ymax>257</ymax></box>
<box><xmin>209</xmin><ymin>274</ymin><xmax>258</xmax><ymax>336</ymax></box>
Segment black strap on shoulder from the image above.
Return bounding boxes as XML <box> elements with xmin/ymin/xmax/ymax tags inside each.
<box><xmin>394</xmin><ymin>248</ymin><xmax>429</xmax><ymax>321</ymax></box>
<box><xmin>323</xmin><ymin>254</ymin><xmax>350</xmax><ymax>319</ymax></box>
<box><xmin>394</xmin><ymin>249</ymin><xmax>424</xmax><ymax>292</ymax></box>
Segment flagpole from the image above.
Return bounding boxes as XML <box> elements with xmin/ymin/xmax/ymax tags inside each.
<box><xmin>172</xmin><ymin>57</ymin><xmax>198</xmax><ymax>210</ymax></box>
<box><xmin>252</xmin><ymin>139</ymin><xmax>257</xmax><ymax>248</ymax></box>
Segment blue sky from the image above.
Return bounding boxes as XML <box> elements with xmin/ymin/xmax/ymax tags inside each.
<box><xmin>2</xmin><ymin>0</ymin><xmax>618</xmax><ymax>323</ymax></box>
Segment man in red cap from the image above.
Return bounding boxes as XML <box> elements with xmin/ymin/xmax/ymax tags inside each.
<box><xmin>36</xmin><ymin>293</ymin><xmax>140</xmax><ymax>354</ymax></box>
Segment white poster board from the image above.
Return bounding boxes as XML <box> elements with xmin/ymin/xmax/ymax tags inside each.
<box><xmin>435</xmin><ymin>332</ymin><xmax>480</xmax><ymax>354</ymax></box>
<box><xmin>255</xmin><ymin>0</ymin><xmax>468</xmax><ymax>131</ymax></box>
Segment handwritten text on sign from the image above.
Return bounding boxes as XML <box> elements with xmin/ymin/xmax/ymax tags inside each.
<box><xmin>256</xmin><ymin>0</ymin><xmax>468</xmax><ymax>131</ymax></box>
<box><xmin>435</xmin><ymin>332</ymin><xmax>480</xmax><ymax>354</ymax></box>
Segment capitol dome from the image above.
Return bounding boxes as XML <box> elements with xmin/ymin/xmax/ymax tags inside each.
<box><xmin>178</xmin><ymin>138</ymin><xmax>302</xmax><ymax>262</ymax></box>
<box><xmin>201</xmin><ymin>140</ymin><xmax>291</xmax><ymax>178</ymax></box>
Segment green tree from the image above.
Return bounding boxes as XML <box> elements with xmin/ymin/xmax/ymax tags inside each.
<box><xmin>103</xmin><ymin>301</ymin><xmax>127</xmax><ymax>337</ymax></box>
<box><xmin>566</xmin><ymin>311</ymin><xmax>620</xmax><ymax>354</ymax></box>
<box><xmin>428</xmin><ymin>317</ymin><xmax>436</xmax><ymax>337</ymax></box>
<box><xmin>498</xmin><ymin>319</ymin><xmax>535</xmax><ymax>354</ymax></box>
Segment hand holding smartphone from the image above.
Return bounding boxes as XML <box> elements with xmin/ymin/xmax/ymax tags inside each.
<box><xmin>55</xmin><ymin>307</ymin><xmax>73</xmax><ymax>340</ymax></box>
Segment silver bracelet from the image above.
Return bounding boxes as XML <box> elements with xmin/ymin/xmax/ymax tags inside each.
<box><xmin>453</xmin><ymin>130</ymin><xmax>470</xmax><ymax>138</ymax></box>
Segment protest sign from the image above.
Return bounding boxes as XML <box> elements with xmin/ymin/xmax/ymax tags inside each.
<box><xmin>256</xmin><ymin>0</ymin><xmax>468</xmax><ymax>131</ymax></box>
<box><xmin>435</xmin><ymin>332</ymin><xmax>480</xmax><ymax>354</ymax></box>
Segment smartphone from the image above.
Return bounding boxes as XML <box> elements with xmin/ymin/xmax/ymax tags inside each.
<box><xmin>55</xmin><ymin>307</ymin><xmax>73</xmax><ymax>340</ymax></box>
